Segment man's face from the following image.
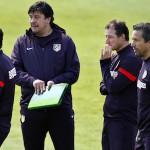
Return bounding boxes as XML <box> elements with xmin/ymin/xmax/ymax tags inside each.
<box><xmin>29</xmin><ymin>11</ymin><xmax>51</xmax><ymax>36</ymax></box>
<box><xmin>132</xmin><ymin>30</ymin><xmax>150</xmax><ymax>59</ymax></box>
<box><xmin>105</xmin><ymin>28</ymin><xmax>123</xmax><ymax>51</ymax></box>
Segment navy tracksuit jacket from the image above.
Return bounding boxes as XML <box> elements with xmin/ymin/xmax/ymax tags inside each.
<box><xmin>137</xmin><ymin>58</ymin><xmax>150</xmax><ymax>134</ymax></box>
<box><xmin>0</xmin><ymin>50</ymin><xmax>16</xmax><ymax>146</ymax></box>
<box><xmin>100</xmin><ymin>45</ymin><xmax>142</xmax><ymax>124</ymax></box>
<box><xmin>11</xmin><ymin>27</ymin><xmax>80</xmax><ymax>109</ymax></box>
<box><xmin>135</xmin><ymin>58</ymin><xmax>150</xmax><ymax>150</ymax></box>
<box><xmin>11</xmin><ymin>25</ymin><xmax>79</xmax><ymax>150</ymax></box>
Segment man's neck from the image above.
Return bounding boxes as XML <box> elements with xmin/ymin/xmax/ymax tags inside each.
<box><xmin>116</xmin><ymin>41</ymin><xmax>129</xmax><ymax>52</ymax></box>
<box><xmin>36</xmin><ymin>26</ymin><xmax>53</xmax><ymax>37</ymax></box>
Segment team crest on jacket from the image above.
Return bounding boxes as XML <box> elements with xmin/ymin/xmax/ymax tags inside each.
<box><xmin>53</xmin><ymin>44</ymin><xmax>61</xmax><ymax>52</ymax></box>
<box><xmin>110</xmin><ymin>71</ymin><xmax>118</xmax><ymax>79</ymax></box>
<box><xmin>142</xmin><ymin>70</ymin><xmax>147</xmax><ymax>79</ymax></box>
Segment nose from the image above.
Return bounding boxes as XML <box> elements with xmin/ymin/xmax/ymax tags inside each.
<box><xmin>30</xmin><ymin>17</ymin><xmax>35</xmax><ymax>23</ymax></box>
<box><xmin>105</xmin><ymin>38</ymin><xmax>109</xmax><ymax>44</ymax></box>
<box><xmin>131</xmin><ymin>41</ymin><xmax>135</xmax><ymax>48</ymax></box>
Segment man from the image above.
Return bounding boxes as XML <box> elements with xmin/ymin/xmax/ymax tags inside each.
<box><xmin>132</xmin><ymin>22</ymin><xmax>150</xmax><ymax>150</ymax></box>
<box><xmin>11</xmin><ymin>1</ymin><xmax>80</xmax><ymax>150</ymax></box>
<box><xmin>99</xmin><ymin>20</ymin><xmax>142</xmax><ymax>150</ymax></box>
<box><xmin>0</xmin><ymin>28</ymin><xmax>16</xmax><ymax>146</ymax></box>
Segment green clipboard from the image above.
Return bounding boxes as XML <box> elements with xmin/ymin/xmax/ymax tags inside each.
<box><xmin>28</xmin><ymin>83</ymin><xmax>68</xmax><ymax>110</ymax></box>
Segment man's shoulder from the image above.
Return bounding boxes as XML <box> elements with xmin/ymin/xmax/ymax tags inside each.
<box><xmin>56</xmin><ymin>31</ymin><xmax>75</xmax><ymax>46</ymax></box>
<box><xmin>0</xmin><ymin>51</ymin><xmax>11</xmax><ymax>62</ymax></box>
<box><xmin>54</xmin><ymin>29</ymin><xmax>70</xmax><ymax>39</ymax></box>
<box><xmin>121</xmin><ymin>46</ymin><xmax>141</xmax><ymax>61</ymax></box>
<box><xmin>120</xmin><ymin>49</ymin><xmax>142</xmax><ymax>67</ymax></box>
<box><xmin>144</xmin><ymin>60</ymin><xmax>150</xmax><ymax>71</ymax></box>
<box><xmin>61</xmin><ymin>33</ymin><xmax>72</xmax><ymax>41</ymax></box>
<box><xmin>16</xmin><ymin>33</ymin><xmax>26</xmax><ymax>40</ymax></box>
<box><xmin>0</xmin><ymin>54</ymin><xmax>14</xmax><ymax>72</ymax></box>
<box><xmin>16</xmin><ymin>32</ymin><xmax>31</xmax><ymax>45</ymax></box>
<box><xmin>121</xmin><ymin>54</ymin><xmax>142</xmax><ymax>66</ymax></box>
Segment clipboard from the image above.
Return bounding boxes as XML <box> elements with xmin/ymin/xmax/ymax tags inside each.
<box><xmin>28</xmin><ymin>83</ymin><xmax>68</xmax><ymax>110</ymax></box>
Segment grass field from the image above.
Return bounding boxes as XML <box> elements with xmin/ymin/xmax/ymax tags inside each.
<box><xmin>0</xmin><ymin>0</ymin><xmax>150</xmax><ymax>149</ymax></box>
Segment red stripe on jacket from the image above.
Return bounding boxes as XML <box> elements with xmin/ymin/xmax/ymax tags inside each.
<box><xmin>0</xmin><ymin>81</ymin><xmax>5</xmax><ymax>87</ymax></box>
<box><xmin>118</xmin><ymin>68</ymin><xmax>137</xmax><ymax>81</ymax></box>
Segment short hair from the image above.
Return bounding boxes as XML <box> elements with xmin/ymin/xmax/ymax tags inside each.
<box><xmin>105</xmin><ymin>19</ymin><xmax>129</xmax><ymax>41</ymax></box>
<box><xmin>0</xmin><ymin>28</ymin><xmax>3</xmax><ymax>49</ymax></box>
<box><xmin>28</xmin><ymin>1</ymin><xmax>54</xmax><ymax>26</ymax></box>
<box><xmin>133</xmin><ymin>22</ymin><xmax>150</xmax><ymax>42</ymax></box>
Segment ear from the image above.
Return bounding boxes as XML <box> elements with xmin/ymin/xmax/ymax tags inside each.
<box><xmin>46</xmin><ymin>17</ymin><xmax>51</xmax><ymax>24</ymax></box>
<box><xmin>121</xmin><ymin>34</ymin><xmax>126</xmax><ymax>40</ymax></box>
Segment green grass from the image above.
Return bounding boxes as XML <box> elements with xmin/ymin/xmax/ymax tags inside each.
<box><xmin>0</xmin><ymin>0</ymin><xmax>150</xmax><ymax>149</ymax></box>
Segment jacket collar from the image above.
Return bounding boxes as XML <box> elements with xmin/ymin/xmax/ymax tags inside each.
<box><xmin>117</xmin><ymin>44</ymin><xmax>132</xmax><ymax>55</ymax></box>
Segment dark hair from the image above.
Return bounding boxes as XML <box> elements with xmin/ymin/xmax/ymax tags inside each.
<box><xmin>133</xmin><ymin>22</ymin><xmax>150</xmax><ymax>42</ymax></box>
<box><xmin>0</xmin><ymin>28</ymin><xmax>3</xmax><ymax>49</ymax></box>
<box><xmin>28</xmin><ymin>1</ymin><xmax>54</xmax><ymax>26</ymax></box>
<box><xmin>105</xmin><ymin>19</ymin><xmax>129</xmax><ymax>41</ymax></box>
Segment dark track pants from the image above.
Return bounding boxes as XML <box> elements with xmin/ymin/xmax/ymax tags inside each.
<box><xmin>135</xmin><ymin>132</ymin><xmax>150</xmax><ymax>150</ymax></box>
<box><xmin>20</xmin><ymin>107</ymin><xmax>74</xmax><ymax>150</ymax></box>
<box><xmin>102</xmin><ymin>119</ymin><xmax>138</xmax><ymax>150</ymax></box>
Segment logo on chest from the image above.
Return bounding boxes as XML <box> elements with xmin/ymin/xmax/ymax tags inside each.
<box><xmin>110</xmin><ymin>71</ymin><xmax>118</xmax><ymax>79</ymax></box>
<box><xmin>53</xmin><ymin>44</ymin><xmax>61</xmax><ymax>52</ymax></box>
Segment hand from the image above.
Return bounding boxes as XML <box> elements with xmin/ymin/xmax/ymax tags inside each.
<box><xmin>47</xmin><ymin>81</ymin><xmax>54</xmax><ymax>90</ymax></box>
<box><xmin>100</xmin><ymin>44</ymin><xmax>112</xmax><ymax>60</ymax></box>
<box><xmin>33</xmin><ymin>79</ymin><xmax>46</xmax><ymax>94</ymax></box>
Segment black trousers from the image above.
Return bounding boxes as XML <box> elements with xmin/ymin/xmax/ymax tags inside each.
<box><xmin>102</xmin><ymin>119</ymin><xmax>138</xmax><ymax>150</ymax></box>
<box><xmin>20</xmin><ymin>107</ymin><xmax>74</xmax><ymax>150</ymax></box>
<box><xmin>135</xmin><ymin>132</ymin><xmax>150</xmax><ymax>150</ymax></box>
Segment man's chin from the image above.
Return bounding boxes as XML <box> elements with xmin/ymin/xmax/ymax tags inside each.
<box><xmin>31</xmin><ymin>29</ymin><xmax>37</xmax><ymax>32</ymax></box>
<box><xmin>135</xmin><ymin>51</ymin><xmax>141</xmax><ymax>57</ymax></box>
<box><xmin>31</xmin><ymin>27</ymin><xmax>38</xmax><ymax>33</ymax></box>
